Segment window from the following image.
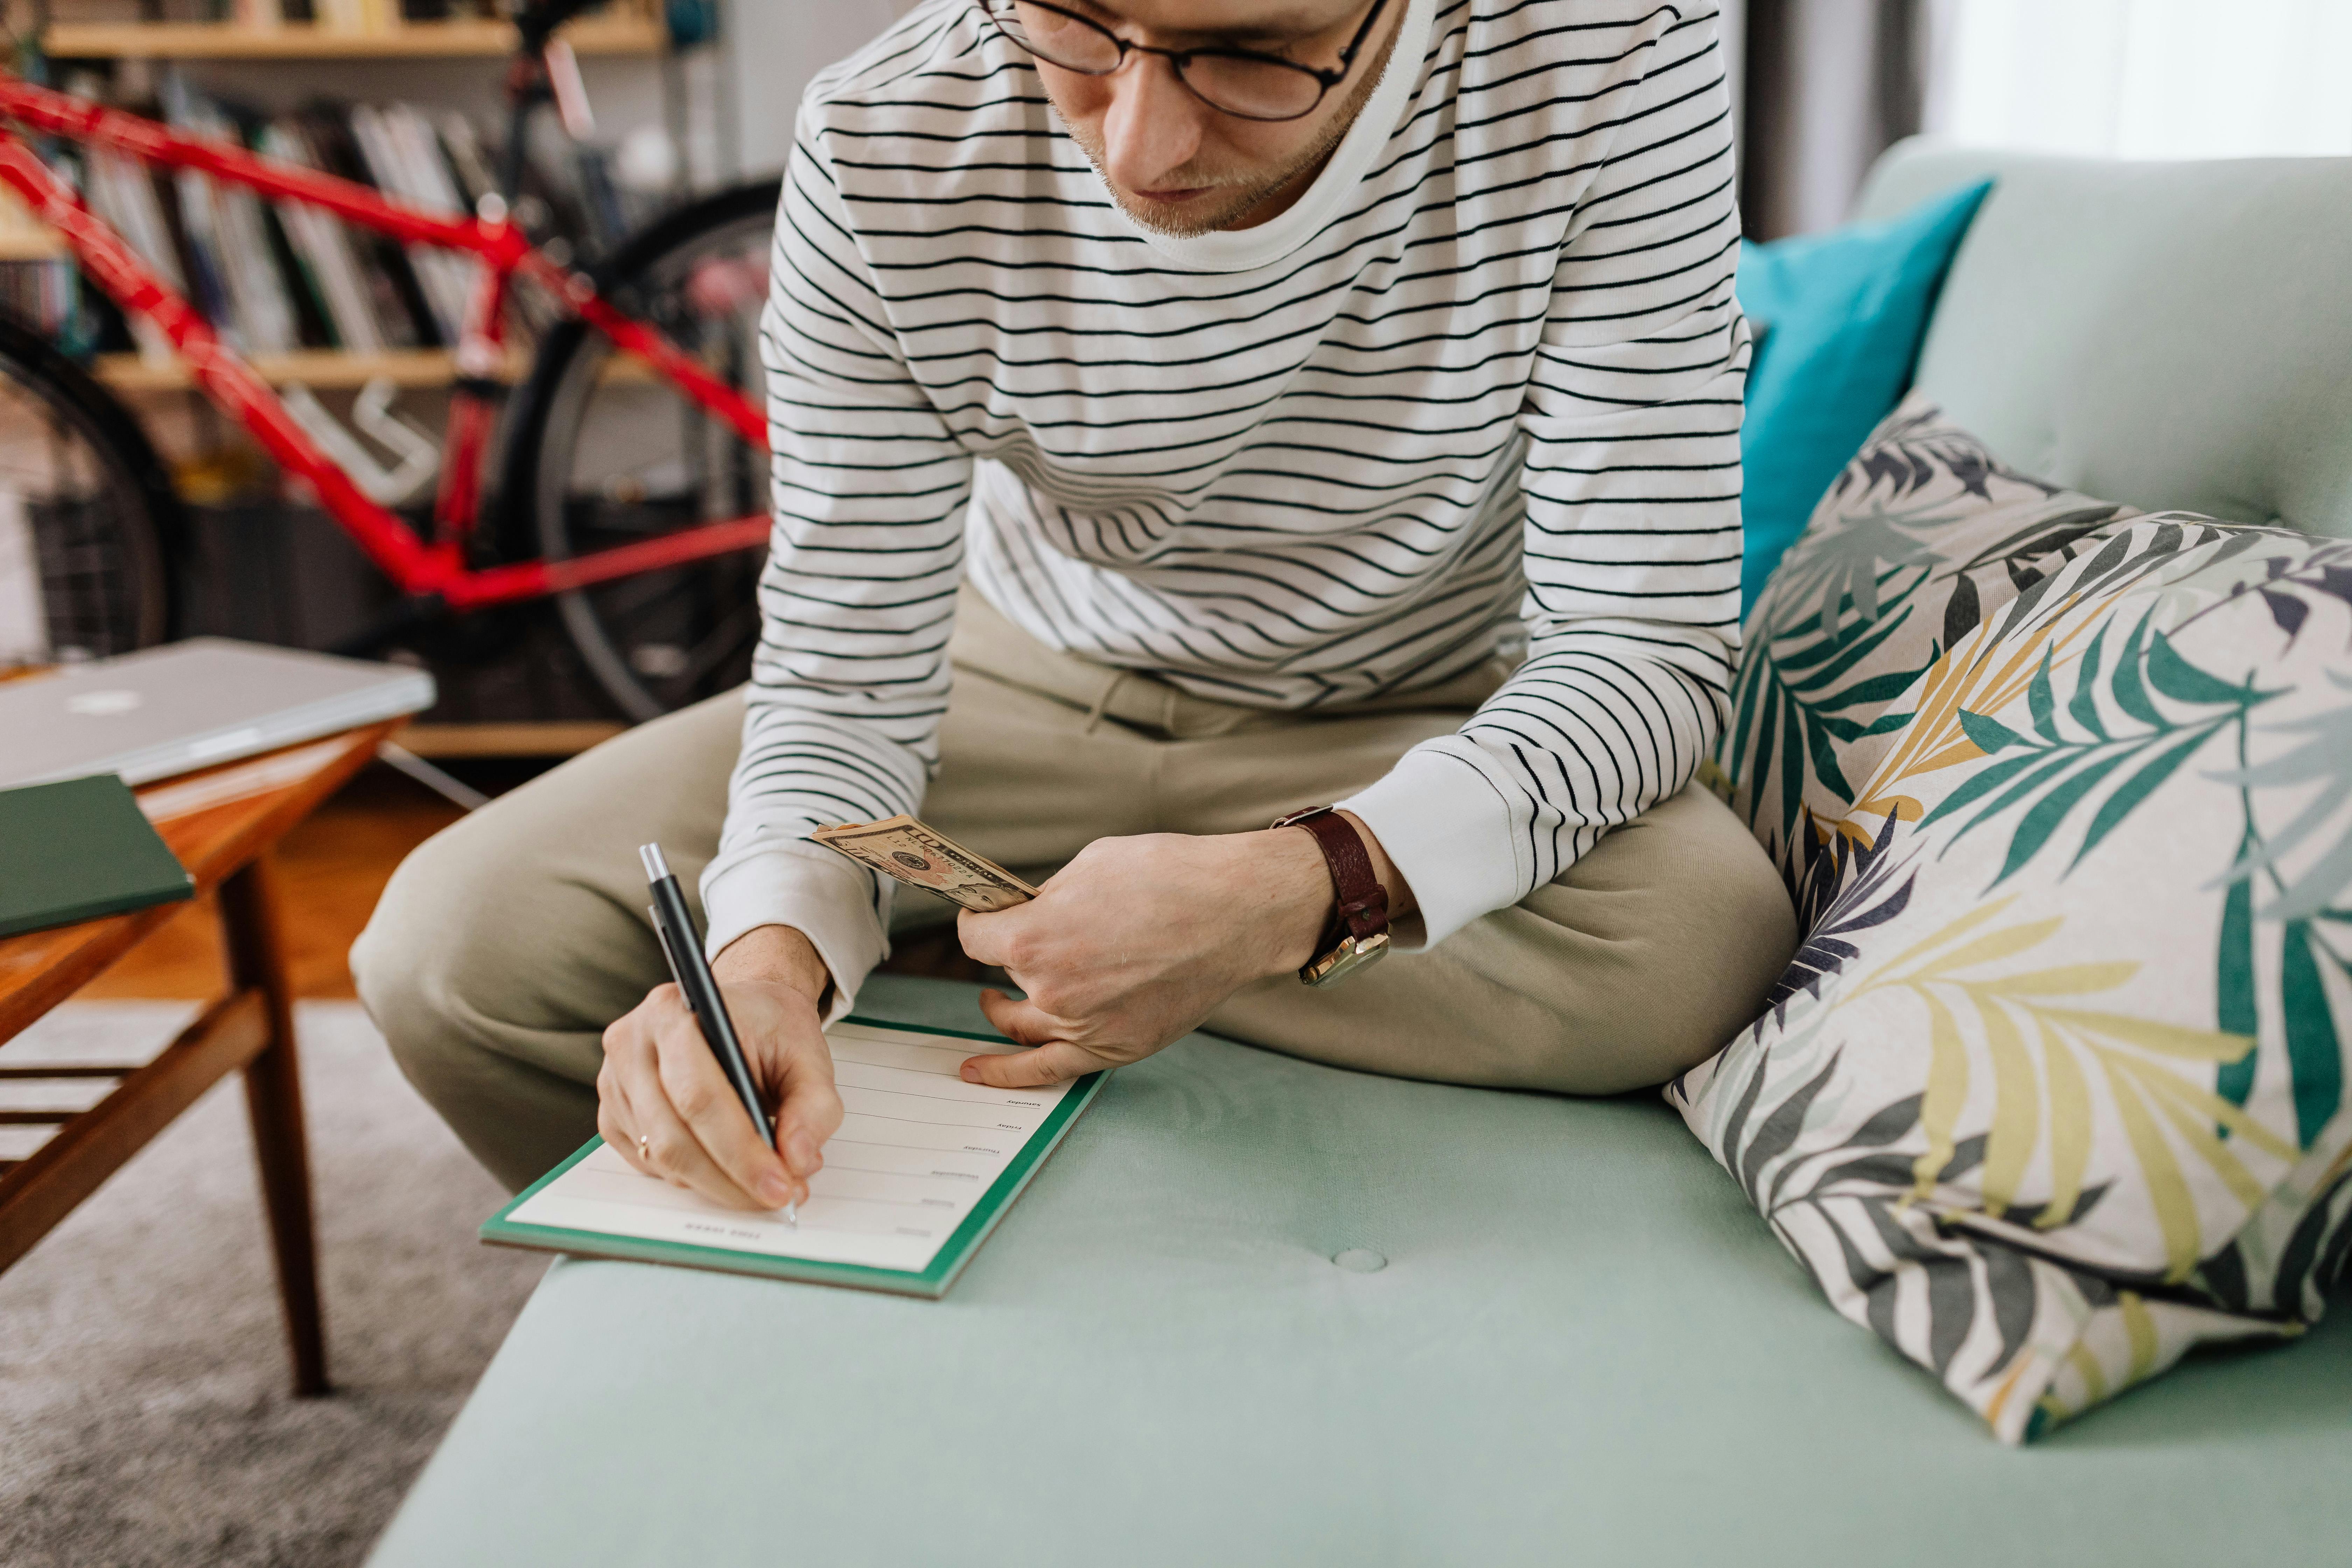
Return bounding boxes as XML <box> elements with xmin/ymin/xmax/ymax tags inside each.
<box><xmin>1923</xmin><ymin>0</ymin><xmax>2352</xmax><ymax>159</ymax></box>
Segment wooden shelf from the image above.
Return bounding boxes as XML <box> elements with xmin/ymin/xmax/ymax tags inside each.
<box><xmin>399</xmin><ymin>720</ymin><xmax>624</xmax><ymax>758</ymax></box>
<box><xmin>90</xmin><ymin>346</ymin><xmax>656</xmax><ymax>393</ymax></box>
<box><xmin>41</xmin><ymin>16</ymin><xmax>666</xmax><ymax>60</ymax></box>
<box><xmin>93</xmin><ymin>348</ymin><xmax>495</xmax><ymax>392</ymax></box>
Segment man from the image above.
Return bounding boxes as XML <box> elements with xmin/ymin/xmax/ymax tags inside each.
<box><xmin>356</xmin><ymin>0</ymin><xmax>1796</xmax><ymax>1207</ymax></box>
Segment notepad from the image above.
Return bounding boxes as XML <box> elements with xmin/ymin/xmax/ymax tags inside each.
<box><xmin>482</xmin><ymin>1017</ymin><xmax>1104</xmax><ymax>1298</ymax></box>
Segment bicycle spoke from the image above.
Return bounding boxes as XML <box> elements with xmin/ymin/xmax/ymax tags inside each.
<box><xmin>588</xmin><ymin>565</ymin><xmax>706</xmax><ymax>621</ymax></box>
<box><xmin>669</xmin><ymin>601</ymin><xmax>760</xmax><ymax>690</ymax></box>
<box><xmin>526</xmin><ymin>186</ymin><xmax>780</xmax><ymax>719</ymax></box>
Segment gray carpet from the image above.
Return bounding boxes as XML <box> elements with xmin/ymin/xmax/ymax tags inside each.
<box><xmin>0</xmin><ymin>1002</ymin><xmax>545</xmax><ymax>1568</ymax></box>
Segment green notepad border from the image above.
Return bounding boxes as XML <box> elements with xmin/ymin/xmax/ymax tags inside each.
<box><xmin>480</xmin><ymin>1015</ymin><xmax>1104</xmax><ymax>1300</ymax></box>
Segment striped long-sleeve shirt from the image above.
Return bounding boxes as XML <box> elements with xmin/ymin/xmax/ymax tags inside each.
<box><xmin>702</xmin><ymin>0</ymin><xmax>1748</xmax><ymax>1007</ymax></box>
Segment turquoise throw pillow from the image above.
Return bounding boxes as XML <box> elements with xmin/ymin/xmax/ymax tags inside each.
<box><xmin>1736</xmin><ymin>178</ymin><xmax>1995</xmax><ymax>616</ymax></box>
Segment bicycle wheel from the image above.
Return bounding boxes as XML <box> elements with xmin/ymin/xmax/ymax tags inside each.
<box><xmin>0</xmin><ymin>310</ymin><xmax>179</xmax><ymax>664</ymax></box>
<box><xmin>503</xmin><ymin>178</ymin><xmax>780</xmax><ymax>722</ymax></box>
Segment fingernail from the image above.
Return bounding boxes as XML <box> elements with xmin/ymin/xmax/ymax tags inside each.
<box><xmin>785</xmin><ymin>1130</ymin><xmax>820</xmax><ymax>1174</ymax></box>
<box><xmin>960</xmin><ymin>1064</ymin><xmax>981</xmax><ymax>1083</ymax></box>
<box><xmin>758</xmin><ymin>1171</ymin><xmax>794</xmax><ymax>1206</ymax></box>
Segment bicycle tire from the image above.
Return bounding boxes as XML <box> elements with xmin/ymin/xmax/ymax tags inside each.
<box><xmin>0</xmin><ymin>310</ymin><xmax>181</xmax><ymax>660</ymax></box>
<box><xmin>501</xmin><ymin>177</ymin><xmax>782</xmax><ymax>722</ymax></box>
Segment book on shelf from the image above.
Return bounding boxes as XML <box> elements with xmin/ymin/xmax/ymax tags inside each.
<box><xmin>289</xmin><ymin>102</ymin><xmax>434</xmax><ymax>349</ymax></box>
<box><xmin>78</xmin><ymin>146</ymin><xmax>185</xmax><ymax>363</ymax></box>
<box><xmin>162</xmin><ymin>74</ymin><xmax>303</xmax><ymax>355</ymax></box>
<box><xmin>348</xmin><ymin>102</ymin><xmax>478</xmax><ymax>344</ymax></box>
<box><xmin>256</xmin><ymin>120</ymin><xmax>390</xmax><ymax>354</ymax></box>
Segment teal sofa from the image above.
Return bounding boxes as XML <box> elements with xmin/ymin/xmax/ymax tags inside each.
<box><xmin>370</xmin><ymin>143</ymin><xmax>2352</xmax><ymax>1566</ymax></box>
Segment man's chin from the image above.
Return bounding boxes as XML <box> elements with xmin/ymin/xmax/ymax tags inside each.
<box><xmin>1110</xmin><ymin>182</ymin><xmax>1273</xmax><ymax>238</ymax></box>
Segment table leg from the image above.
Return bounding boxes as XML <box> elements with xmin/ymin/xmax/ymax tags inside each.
<box><xmin>219</xmin><ymin>855</ymin><xmax>330</xmax><ymax>1398</ymax></box>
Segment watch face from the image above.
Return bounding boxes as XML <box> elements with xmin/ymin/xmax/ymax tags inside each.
<box><xmin>1301</xmin><ymin>930</ymin><xmax>1391</xmax><ymax>988</ymax></box>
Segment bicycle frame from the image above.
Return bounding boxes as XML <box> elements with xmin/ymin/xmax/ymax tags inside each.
<box><xmin>0</xmin><ymin>71</ymin><xmax>772</xmax><ymax>611</ymax></box>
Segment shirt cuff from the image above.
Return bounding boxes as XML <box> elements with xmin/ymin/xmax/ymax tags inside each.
<box><xmin>1336</xmin><ymin>745</ymin><xmax>1526</xmax><ymax>949</ymax></box>
<box><xmin>699</xmin><ymin>839</ymin><xmax>885</xmax><ymax>1027</ymax></box>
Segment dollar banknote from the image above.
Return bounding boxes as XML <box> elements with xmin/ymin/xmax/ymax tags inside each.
<box><xmin>809</xmin><ymin>815</ymin><xmax>1038</xmax><ymax>913</ymax></box>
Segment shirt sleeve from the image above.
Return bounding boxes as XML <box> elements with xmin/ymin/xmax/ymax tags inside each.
<box><xmin>1338</xmin><ymin>8</ymin><xmax>1748</xmax><ymax>947</ymax></box>
<box><xmin>699</xmin><ymin>102</ymin><xmax>975</xmax><ymax>1016</ymax></box>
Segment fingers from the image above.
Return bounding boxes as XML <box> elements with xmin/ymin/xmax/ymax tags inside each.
<box><xmin>975</xmin><ymin>987</ymin><xmax>1065</xmax><ymax>1047</ymax></box>
<box><xmin>607</xmin><ymin>988</ymin><xmax>797</xmax><ymax>1211</ymax></box>
<box><xmin>965</xmin><ymin>989</ymin><xmax>1113</xmax><ymax>1087</ymax></box>
<box><xmin>962</xmin><ymin>1039</ymin><xmax>1112</xmax><ymax>1088</ymax></box>
<box><xmin>767</xmin><ymin>1010</ymin><xmax>845</xmax><ymax>1189</ymax></box>
<box><xmin>655</xmin><ymin>1015</ymin><xmax>803</xmax><ymax>1210</ymax></box>
<box><xmin>595</xmin><ymin>1059</ymin><xmax>654</xmax><ymax>1176</ymax></box>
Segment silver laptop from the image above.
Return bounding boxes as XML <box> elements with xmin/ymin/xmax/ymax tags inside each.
<box><xmin>0</xmin><ymin>638</ymin><xmax>436</xmax><ymax>789</ymax></box>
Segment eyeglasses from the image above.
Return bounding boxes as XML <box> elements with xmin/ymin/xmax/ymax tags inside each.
<box><xmin>975</xmin><ymin>0</ymin><xmax>1391</xmax><ymax>123</ymax></box>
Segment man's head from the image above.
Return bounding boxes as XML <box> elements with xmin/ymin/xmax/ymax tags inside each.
<box><xmin>981</xmin><ymin>0</ymin><xmax>1405</xmax><ymax>238</ymax></box>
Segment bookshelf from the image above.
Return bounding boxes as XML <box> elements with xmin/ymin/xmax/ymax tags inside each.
<box><xmin>4</xmin><ymin>0</ymin><xmax>735</xmax><ymax>747</ymax></box>
<box><xmin>41</xmin><ymin>16</ymin><xmax>667</xmax><ymax>60</ymax></box>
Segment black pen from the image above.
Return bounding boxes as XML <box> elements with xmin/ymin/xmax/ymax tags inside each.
<box><xmin>638</xmin><ymin>843</ymin><xmax>791</xmax><ymax>1221</ymax></box>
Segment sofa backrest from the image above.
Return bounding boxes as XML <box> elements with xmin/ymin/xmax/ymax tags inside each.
<box><xmin>1854</xmin><ymin>139</ymin><xmax>2352</xmax><ymax>539</ymax></box>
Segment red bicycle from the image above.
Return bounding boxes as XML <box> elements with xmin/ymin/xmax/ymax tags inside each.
<box><xmin>0</xmin><ymin>0</ymin><xmax>777</xmax><ymax>719</ymax></box>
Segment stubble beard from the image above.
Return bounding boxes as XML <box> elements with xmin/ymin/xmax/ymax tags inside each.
<box><xmin>1059</xmin><ymin>19</ymin><xmax>1399</xmax><ymax>239</ymax></box>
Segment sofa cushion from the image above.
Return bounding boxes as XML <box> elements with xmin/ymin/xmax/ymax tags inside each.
<box><xmin>1735</xmin><ymin>180</ymin><xmax>1993</xmax><ymax>613</ymax></box>
<box><xmin>1855</xmin><ymin>143</ymin><xmax>2352</xmax><ymax>541</ymax></box>
<box><xmin>1676</xmin><ymin>512</ymin><xmax>2352</xmax><ymax>1443</ymax></box>
<box><xmin>1713</xmin><ymin>394</ymin><xmax>2144</xmax><ymax>883</ymax></box>
<box><xmin>372</xmin><ymin>979</ymin><xmax>2352</xmax><ymax>1568</ymax></box>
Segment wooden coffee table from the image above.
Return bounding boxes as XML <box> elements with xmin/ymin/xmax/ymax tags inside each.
<box><xmin>0</xmin><ymin>720</ymin><xmax>403</xmax><ymax>1396</ymax></box>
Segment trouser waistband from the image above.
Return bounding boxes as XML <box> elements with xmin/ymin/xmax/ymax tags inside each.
<box><xmin>946</xmin><ymin>584</ymin><xmax>1514</xmax><ymax>742</ymax></box>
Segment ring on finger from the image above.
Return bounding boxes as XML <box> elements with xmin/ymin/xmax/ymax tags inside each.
<box><xmin>637</xmin><ymin>1133</ymin><xmax>653</xmax><ymax>1164</ymax></box>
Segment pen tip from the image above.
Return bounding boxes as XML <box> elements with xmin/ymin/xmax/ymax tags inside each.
<box><xmin>638</xmin><ymin>843</ymin><xmax>669</xmax><ymax>881</ymax></box>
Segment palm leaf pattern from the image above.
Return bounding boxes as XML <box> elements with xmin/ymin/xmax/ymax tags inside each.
<box><xmin>1684</xmin><ymin>409</ymin><xmax>2352</xmax><ymax>1444</ymax></box>
<box><xmin>1768</xmin><ymin>806</ymin><xmax>1914</xmax><ymax>1026</ymax></box>
<box><xmin>1722</xmin><ymin>394</ymin><xmax>2151</xmax><ymax>884</ymax></box>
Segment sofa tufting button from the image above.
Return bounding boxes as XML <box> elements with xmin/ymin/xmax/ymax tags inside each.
<box><xmin>1332</xmin><ymin>1248</ymin><xmax>1387</xmax><ymax>1273</ymax></box>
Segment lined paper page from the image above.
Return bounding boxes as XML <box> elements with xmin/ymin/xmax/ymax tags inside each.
<box><xmin>505</xmin><ymin>1021</ymin><xmax>1075</xmax><ymax>1274</ymax></box>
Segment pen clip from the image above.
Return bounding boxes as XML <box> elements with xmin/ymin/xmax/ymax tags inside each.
<box><xmin>648</xmin><ymin>904</ymin><xmax>688</xmax><ymax>991</ymax></box>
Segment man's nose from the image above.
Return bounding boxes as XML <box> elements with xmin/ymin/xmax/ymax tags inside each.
<box><xmin>1098</xmin><ymin>51</ymin><xmax>1207</xmax><ymax>189</ymax></box>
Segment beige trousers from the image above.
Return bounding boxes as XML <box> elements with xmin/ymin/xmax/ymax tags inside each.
<box><xmin>355</xmin><ymin>593</ymin><xmax>1798</xmax><ymax>1191</ymax></box>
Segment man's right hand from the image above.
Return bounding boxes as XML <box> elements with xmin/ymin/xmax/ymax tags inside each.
<box><xmin>596</xmin><ymin>924</ymin><xmax>843</xmax><ymax>1212</ymax></box>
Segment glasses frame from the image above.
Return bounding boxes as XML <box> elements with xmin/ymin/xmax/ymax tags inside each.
<box><xmin>976</xmin><ymin>0</ymin><xmax>1393</xmax><ymax>122</ymax></box>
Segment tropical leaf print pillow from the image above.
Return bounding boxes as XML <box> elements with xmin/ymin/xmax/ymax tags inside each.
<box><xmin>1715</xmin><ymin>393</ymin><xmax>2142</xmax><ymax>882</ymax></box>
<box><xmin>1671</xmin><ymin>516</ymin><xmax>2352</xmax><ymax>1444</ymax></box>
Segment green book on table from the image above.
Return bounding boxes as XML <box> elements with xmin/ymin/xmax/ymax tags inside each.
<box><xmin>483</xmin><ymin>1016</ymin><xmax>1105</xmax><ymax>1299</ymax></box>
<box><xmin>0</xmin><ymin>774</ymin><xmax>195</xmax><ymax>939</ymax></box>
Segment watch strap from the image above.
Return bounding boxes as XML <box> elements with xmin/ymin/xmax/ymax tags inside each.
<box><xmin>1274</xmin><ymin>807</ymin><xmax>1389</xmax><ymax>945</ymax></box>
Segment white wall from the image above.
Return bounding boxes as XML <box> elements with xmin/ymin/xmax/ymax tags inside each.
<box><xmin>725</xmin><ymin>0</ymin><xmax>918</xmax><ymax>176</ymax></box>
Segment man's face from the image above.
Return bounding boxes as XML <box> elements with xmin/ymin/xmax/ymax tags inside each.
<box><xmin>1028</xmin><ymin>0</ymin><xmax>1403</xmax><ymax>237</ymax></box>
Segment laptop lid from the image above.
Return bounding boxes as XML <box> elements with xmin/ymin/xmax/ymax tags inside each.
<box><xmin>0</xmin><ymin>638</ymin><xmax>436</xmax><ymax>789</ymax></box>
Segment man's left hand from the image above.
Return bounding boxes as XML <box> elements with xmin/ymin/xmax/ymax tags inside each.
<box><xmin>954</xmin><ymin>826</ymin><xmax>1349</xmax><ymax>1087</ymax></box>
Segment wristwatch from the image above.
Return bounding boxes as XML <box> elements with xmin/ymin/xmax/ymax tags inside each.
<box><xmin>1270</xmin><ymin>806</ymin><xmax>1391</xmax><ymax>987</ymax></box>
